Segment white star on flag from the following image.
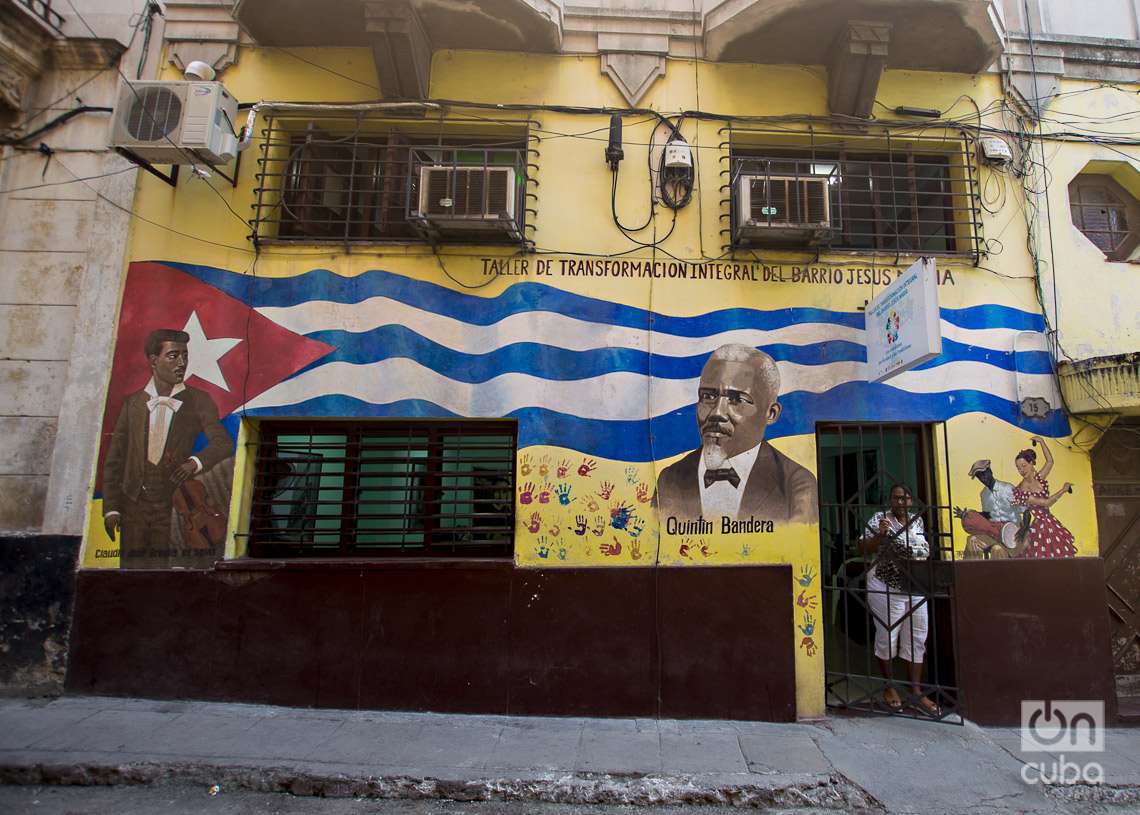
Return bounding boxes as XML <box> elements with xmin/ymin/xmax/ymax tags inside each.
<box><xmin>181</xmin><ymin>311</ymin><xmax>242</xmax><ymax>391</ymax></box>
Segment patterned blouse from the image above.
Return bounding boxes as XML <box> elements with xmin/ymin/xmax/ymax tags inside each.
<box><xmin>864</xmin><ymin>510</ymin><xmax>931</xmax><ymax>590</ymax></box>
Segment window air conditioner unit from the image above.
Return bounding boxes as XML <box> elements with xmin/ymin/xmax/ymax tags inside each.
<box><xmin>416</xmin><ymin>165</ymin><xmax>518</xmax><ymax>235</ymax></box>
<box><xmin>110</xmin><ymin>80</ymin><xmax>239</xmax><ymax>166</ymax></box>
<box><xmin>736</xmin><ymin>174</ymin><xmax>833</xmax><ymax>245</ymax></box>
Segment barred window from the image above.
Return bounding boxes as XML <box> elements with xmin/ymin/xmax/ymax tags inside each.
<box><xmin>1068</xmin><ymin>174</ymin><xmax>1140</xmax><ymax>261</ymax></box>
<box><xmin>248</xmin><ymin>420</ymin><xmax>517</xmax><ymax>558</ymax></box>
<box><xmin>728</xmin><ymin>131</ymin><xmax>980</xmax><ymax>260</ymax></box>
<box><xmin>251</xmin><ymin>114</ymin><xmax>529</xmax><ymax>246</ymax></box>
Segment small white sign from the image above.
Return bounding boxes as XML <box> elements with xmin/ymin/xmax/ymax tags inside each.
<box><xmin>865</xmin><ymin>258</ymin><xmax>942</xmax><ymax>383</ymax></box>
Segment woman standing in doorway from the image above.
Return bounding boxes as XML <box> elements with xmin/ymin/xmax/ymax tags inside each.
<box><xmin>1012</xmin><ymin>438</ymin><xmax>1077</xmax><ymax>559</ymax></box>
<box><xmin>860</xmin><ymin>484</ymin><xmax>939</xmax><ymax>716</ymax></box>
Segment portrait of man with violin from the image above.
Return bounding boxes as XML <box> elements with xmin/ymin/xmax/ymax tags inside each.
<box><xmin>101</xmin><ymin>328</ymin><xmax>233</xmax><ymax>569</ymax></box>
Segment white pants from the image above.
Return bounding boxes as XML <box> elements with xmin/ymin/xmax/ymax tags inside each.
<box><xmin>866</xmin><ymin>568</ymin><xmax>928</xmax><ymax>663</ymax></box>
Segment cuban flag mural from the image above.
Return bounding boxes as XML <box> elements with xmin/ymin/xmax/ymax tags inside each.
<box><xmin>136</xmin><ymin>260</ymin><xmax>1066</xmax><ymax>456</ymax></box>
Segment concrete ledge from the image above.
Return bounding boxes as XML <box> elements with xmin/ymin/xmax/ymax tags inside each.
<box><xmin>0</xmin><ymin>758</ymin><xmax>875</xmax><ymax>808</ymax></box>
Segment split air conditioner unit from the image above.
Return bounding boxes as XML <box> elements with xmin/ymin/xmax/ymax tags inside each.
<box><xmin>735</xmin><ymin>174</ymin><xmax>834</xmax><ymax>246</ymax></box>
<box><xmin>110</xmin><ymin>80</ymin><xmax>239</xmax><ymax>166</ymax></box>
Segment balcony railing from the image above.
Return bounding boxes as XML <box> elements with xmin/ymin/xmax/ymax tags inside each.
<box><xmin>18</xmin><ymin>0</ymin><xmax>64</xmax><ymax>35</ymax></box>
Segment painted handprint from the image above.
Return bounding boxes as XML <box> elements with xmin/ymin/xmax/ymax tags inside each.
<box><xmin>520</xmin><ymin>455</ymin><xmax>532</xmax><ymax>477</ymax></box>
<box><xmin>577</xmin><ymin>458</ymin><xmax>597</xmax><ymax>477</ymax></box>
<box><xmin>557</xmin><ymin>459</ymin><xmax>570</xmax><ymax>479</ymax></box>
<box><xmin>610</xmin><ymin>501</ymin><xmax>634</xmax><ymax>530</ymax></box>
<box><xmin>519</xmin><ymin>482</ymin><xmax>536</xmax><ymax>505</ymax></box>
<box><xmin>535</xmin><ymin>536</ymin><xmax>551</xmax><ymax>559</ymax></box>
<box><xmin>538</xmin><ymin>456</ymin><xmax>551</xmax><ymax>479</ymax></box>
<box><xmin>574</xmin><ymin>515</ymin><xmax>588</xmax><ymax>536</ymax></box>
<box><xmin>635</xmin><ymin>482</ymin><xmax>650</xmax><ymax>503</ymax></box>
<box><xmin>628</xmin><ymin>517</ymin><xmax>645</xmax><ymax>538</ymax></box>
<box><xmin>624</xmin><ymin>466</ymin><xmax>639</xmax><ymax>485</ymax></box>
<box><xmin>555</xmin><ymin>483</ymin><xmax>572</xmax><ymax>506</ymax></box>
<box><xmin>597</xmin><ymin>481</ymin><xmax>615</xmax><ymax>500</ymax></box>
<box><xmin>591</xmin><ymin>516</ymin><xmax>606</xmax><ymax>536</ymax></box>
<box><xmin>548</xmin><ymin>523</ymin><xmax>561</xmax><ymax>537</ymax></box>
<box><xmin>599</xmin><ymin>537</ymin><xmax>623</xmax><ymax>557</ymax></box>
<box><xmin>741</xmin><ymin>543</ymin><xmax>751</xmax><ymax>557</ymax></box>
<box><xmin>586</xmin><ymin>498</ymin><xmax>600</xmax><ymax>513</ymax></box>
<box><xmin>797</xmin><ymin>565</ymin><xmax>817</xmax><ymax>588</ymax></box>
<box><xmin>630</xmin><ymin>539</ymin><xmax>642</xmax><ymax>560</ymax></box>
<box><xmin>798</xmin><ymin>612</ymin><xmax>816</xmax><ymax>637</ymax></box>
<box><xmin>538</xmin><ymin>488</ymin><xmax>551</xmax><ymax>504</ymax></box>
<box><xmin>679</xmin><ymin>538</ymin><xmax>695</xmax><ymax>559</ymax></box>
<box><xmin>796</xmin><ymin>590</ymin><xmax>818</xmax><ymax>610</ymax></box>
<box><xmin>557</xmin><ymin>547</ymin><xmax>567</xmax><ymax>561</ymax></box>
<box><xmin>526</xmin><ymin>512</ymin><xmax>542</xmax><ymax>534</ymax></box>
<box><xmin>799</xmin><ymin>636</ymin><xmax>818</xmax><ymax>657</ymax></box>
<box><xmin>699</xmin><ymin>540</ymin><xmax>714</xmax><ymax>558</ymax></box>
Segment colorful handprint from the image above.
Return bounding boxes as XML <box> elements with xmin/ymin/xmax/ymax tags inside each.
<box><xmin>519</xmin><ymin>482</ymin><xmax>535</xmax><ymax>505</ymax></box>
<box><xmin>628</xmin><ymin>517</ymin><xmax>645</xmax><ymax>538</ymax></box>
<box><xmin>557</xmin><ymin>547</ymin><xmax>567</xmax><ymax>561</ymax></box>
<box><xmin>586</xmin><ymin>498</ymin><xmax>600</xmax><ymax>513</ymax></box>
<box><xmin>538</xmin><ymin>488</ymin><xmax>551</xmax><ymax>504</ymax></box>
<box><xmin>796</xmin><ymin>590</ymin><xmax>818</xmax><ymax>610</ymax></box>
<box><xmin>578</xmin><ymin>458</ymin><xmax>597</xmax><ymax>477</ymax></box>
<box><xmin>538</xmin><ymin>456</ymin><xmax>550</xmax><ymax>478</ymax></box>
<box><xmin>635</xmin><ymin>482</ymin><xmax>650</xmax><ymax>503</ymax></box>
<box><xmin>679</xmin><ymin>538</ymin><xmax>695</xmax><ymax>558</ymax></box>
<box><xmin>555</xmin><ymin>483</ymin><xmax>572</xmax><ymax>505</ymax></box>
<box><xmin>797</xmin><ymin>565</ymin><xmax>817</xmax><ymax>588</ymax></box>
<box><xmin>625</xmin><ymin>466</ymin><xmax>640</xmax><ymax>485</ymax></box>
<box><xmin>520</xmin><ymin>455</ymin><xmax>532</xmax><ymax>477</ymax></box>
<box><xmin>526</xmin><ymin>512</ymin><xmax>542</xmax><ymax>534</ymax></box>
<box><xmin>630</xmin><ymin>539</ymin><xmax>642</xmax><ymax>560</ymax></box>
<box><xmin>741</xmin><ymin>543</ymin><xmax>751</xmax><ymax>557</ymax></box>
<box><xmin>799</xmin><ymin>636</ymin><xmax>818</xmax><ymax>657</ymax></box>
<box><xmin>597</xmin><ymin>481</ymin><xmax>615</xmax><ymax>500</ymax></box>
<box><xmin>557</xmin><ymin>459</ymin><xmax>570</xmax><ymax>479</ymax></box>
<box><xmin>535</xmin><ymin>536</ymin><xmax>551</xmax><ymax>559</ymax></box>
<box><xmin>548</xmin><ymin>523</ymin><xmax>561</xmax><ymax>537</ymax></box>
<box><xmin>599</xmin><ymin>537</ymin><xmax>623</xmax><ymax>556</ymax></box>
<box><xmin>610</xmin><ymin>501</ymin><xmax>634</xmax><ymax>530</ymax></box>
<box><xmin>574</xmin><ymin>515</ymin><xmax>588</xmax><ymax>536</ymax></box>
<box><xmin>591</xmin><ymin>516</ymin><xmax>606</xmax><ymax>536</ymax></box>
<box><xmin>798</xmin><ymin>612</ymin><xmax>816</xmax><ymax>637</ymax></box>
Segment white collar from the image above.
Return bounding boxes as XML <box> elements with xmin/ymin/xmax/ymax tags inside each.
<box><xmin>697</xmin><ymin>441</ymin><xmax>764</xmax><ymax>488</ymax></box>
<box><xmin>144</xmin><ymin>378</ymin><xmax>185</xmax><ymax>399</ymax></box>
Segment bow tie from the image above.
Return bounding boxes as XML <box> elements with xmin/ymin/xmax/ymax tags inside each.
<box><xmin>704</xmin><ymin>467</ymin><xmax>740</xmax><ymax>488</ymax></box>
<box><xmin>147</xmin><ymin>395</ymin><xmax>182</xmax><ymax>413</ymax></box>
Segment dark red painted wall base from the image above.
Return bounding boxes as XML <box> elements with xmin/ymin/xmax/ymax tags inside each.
<box><xmin>66</xmin><ymin>562</ymin><xmax>797</xmax><ymax>721</ymax></box>
<box><xmin>953</xmin><ymin>558</ymin><xmax>1118</xmax><ymax>726</ymax></box>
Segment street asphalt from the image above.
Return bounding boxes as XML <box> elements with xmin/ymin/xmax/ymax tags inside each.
<box><xmin>0</xmin><ymin>696</ymin><xmax>1138</xmax><ymax>814</ymax></box>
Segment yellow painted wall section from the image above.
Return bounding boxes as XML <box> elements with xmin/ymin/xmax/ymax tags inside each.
<box><xmin>80</xmin><ymin>45</ymin><xmax>1124</xmax><ymax>720</ymax></box>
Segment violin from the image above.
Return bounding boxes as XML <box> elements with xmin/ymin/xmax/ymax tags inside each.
<box><xmin>173</xmin><ymin>478</ymin><xmax>226</xmax><ymax>552</ymax></box>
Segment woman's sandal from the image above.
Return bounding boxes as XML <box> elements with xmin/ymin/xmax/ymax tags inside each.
<box><xmin>916</xmin><ymin>696</ymin><xmax>942</xmax><ymax>717</ymax></box>
<box><xmin>883</xmin><ymin>687</ymin><xmax>903</xmax><ymax>711</ymax></box>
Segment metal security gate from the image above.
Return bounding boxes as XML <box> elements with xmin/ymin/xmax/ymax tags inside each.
<box><xmin>817</xmin><ymin>423</ymin><xmax>961</xmax><ymax>723</ymax></box>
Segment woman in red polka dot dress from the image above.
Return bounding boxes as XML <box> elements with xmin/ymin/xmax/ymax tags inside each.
<box><xmin>1012</xmin><ymin>437</ymin><xmax>1077</xmax><ymax>559</ymax></box>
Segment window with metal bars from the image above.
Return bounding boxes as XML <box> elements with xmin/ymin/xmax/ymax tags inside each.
<box><xmin>248</xmin><ymin>420</ymin><xmax>517</xmax><ymax>558</ymax></box>
<box><xmin>251</xmin><ymin>115</ymin><xmax>528</xmax><ymax>245</ymax></box>
<box><xmin>1068</xmin><ymin>173</ymin><xmax>1140</xmax><ymax>261</ymax></box>
<box><xmin>728</xmin><ymin>133</ymin><xmax>980</xmax><ymax>260</ymax></box>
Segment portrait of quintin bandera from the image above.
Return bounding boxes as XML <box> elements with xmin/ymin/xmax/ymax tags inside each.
<box><xmin>656</xmin><ymin>344</ymin><xmax>817</xmax><ymax>529</ymax></box>
<box><xmin>102</xmin><ymin>328</ymin><xmax>233</xmax><ymax>569</ymax></box>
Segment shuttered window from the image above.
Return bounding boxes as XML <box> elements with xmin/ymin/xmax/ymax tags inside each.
<box><xmin>248</xmin><ymin>420</ymin><xmax>517</xmax><ymax>558</ymax></box>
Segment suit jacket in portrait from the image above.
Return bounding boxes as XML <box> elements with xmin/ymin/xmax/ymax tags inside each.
<box><xmin>102</xmin><ymin>385</ymin><xmax>233</xmax><ymax>515</ymax></box>
<box><xmin>656</xmin><ymin>442</ymin><xmax>818</xmax><ymax>524</ymax></box>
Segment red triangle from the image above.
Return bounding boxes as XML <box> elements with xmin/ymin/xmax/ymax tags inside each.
<box><xmin>95</xmin><ymin>261</ymin><xmax>334</xmax><ymax>492</ymax></box>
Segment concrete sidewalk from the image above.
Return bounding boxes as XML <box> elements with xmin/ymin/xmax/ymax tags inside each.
<box><xmin>1</xmin><ymin>697</ymin><xmax>1139</xmax><ymax>813</ymax></box>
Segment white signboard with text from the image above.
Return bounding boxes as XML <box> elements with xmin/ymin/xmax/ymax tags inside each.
<box><xmin>866</xmin><ymin>257</ymin><xmax>942</xmax><ymax>383</ymax></box>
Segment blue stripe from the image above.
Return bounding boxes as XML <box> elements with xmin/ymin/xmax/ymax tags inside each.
<box><xmin>165</xmin><ymin>261</ymin><xmax>1053</xmax><ymax>340</ymax></box>
<box><xmin>243</xmin><ymin>383</ymin><xmax>1070</xmax><ymax>461</ymax></box>
<box><xmin>299</xmin><ymin>326</ymin><xmax>1056</xmax><ymax>380</ymax></box>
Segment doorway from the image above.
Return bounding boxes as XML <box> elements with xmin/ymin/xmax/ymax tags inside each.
<box><xmin>816</xmin><ymin>423</ymin><xmax>960</xmax><ymax>722</ymax></box>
